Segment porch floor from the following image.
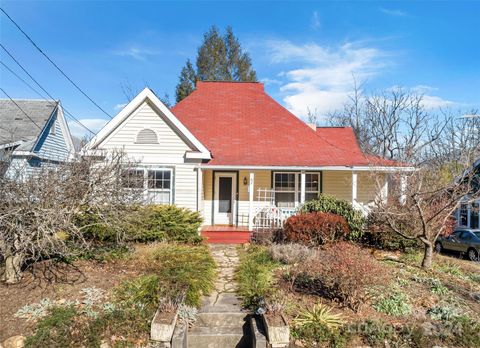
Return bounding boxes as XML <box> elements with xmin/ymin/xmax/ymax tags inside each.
<box><xmin>201</xmin><ymin>225</ymin><xmax>251</xmax><ymax>244</ymax></box>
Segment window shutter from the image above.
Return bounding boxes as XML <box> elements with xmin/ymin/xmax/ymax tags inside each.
<box><xmin>136</xmin><ymin>129</ymin><xmax>158</xmax><ymax>144</ymax></box>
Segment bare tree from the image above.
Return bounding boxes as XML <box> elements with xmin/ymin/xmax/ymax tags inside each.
<box><xmin>0</xmin><ymin>151</ymin><xmax>141</xmax><ymax>283</ymax></box>
<box><xmin>331</xmin><ymin>85</ymin><xmax>479</xmax><ymax>268</ymax></box>
<box><xmin>370</xmin><ymin>162</ymin><xmax>479</xmax><ymax>269</ymax></box>
<box><xmin>330</xmin><ymin>86</ymin><xmax>448</xmax><ymax>163</ymax></box>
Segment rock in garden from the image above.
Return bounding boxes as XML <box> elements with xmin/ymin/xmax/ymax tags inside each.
<box><xmin>3</xmin><ymin>336</ymin><xmax>25</xmax><ymax>348</ymax></box>
<box><xmin>421</xmin><ymin>321</ymin><xmax>436</xmax><ymax>336</ymax></box>
<box><xmin>100</xmin><ymin>340</ymin><xmax>111</xmax><ymax>348</ymax></box>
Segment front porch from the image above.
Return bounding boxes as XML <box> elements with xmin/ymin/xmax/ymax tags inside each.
<box><xmin>198</xmin><ymin>167</ymin><xmax>395</xmax><ymax>232</ymax></box>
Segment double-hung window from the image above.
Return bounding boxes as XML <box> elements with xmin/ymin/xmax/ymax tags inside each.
<box><xmin>121</xmin><ymin>168</ymin><xmax>173</xmax><ymax>205</ymax></box>
<box><xmin>471</xmin><ymin>202</ymin><xmax>479</xmax><ymax>229</ymax></box>
<box><xmin>274</xmin><ymin>173</ymin><xmax>296</xmax><ymax>208</ymax></box>
<box><xmin>459</xmin><ymin>203</ymin><xmax>469</xmax><ymax>227</ymax></box>
<box><xmin>147</xmin><ymin>169</ymin><xmax>172</xmax><ymax>204</ymax></box>
<box><xmin>305</xmin><ymin>173</ymin><xmax>320</xmax><ymax>201</ymax></box>
<box><xmin>273</xmin><ymin>172</ymin><xmax>321</xmax><ymax>208</ymax></box>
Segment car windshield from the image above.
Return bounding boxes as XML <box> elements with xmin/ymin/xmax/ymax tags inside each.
<box><xmin>474</xmin><ymin>232</ymin><xmax>480</xmax><ymax>238</ymax></box>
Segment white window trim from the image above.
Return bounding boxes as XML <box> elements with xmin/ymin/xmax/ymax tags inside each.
<box><xmin>273</xmin><ymin>171</ymin><xmax>321</xmax><ymax>208</ymax></box>
<box><xmin>459</xmin><ymin>203</ymin><xmax>469</xmax><ymax>228</ymax></box>
<box><xmin>123</xmin><ymin>167</ymin><xmax>174</xmax><ymax>205</ymax></box>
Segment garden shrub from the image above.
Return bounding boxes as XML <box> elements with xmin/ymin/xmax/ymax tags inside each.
<box><xmin>128</xmin><ymin>205</ymin><xmax>203</xmax><ymax>243</ymax></box>
<box><xmin>447</xmin><ymin>316</ymin><xmax>480</xmax><ymax>347</ymax></box>
<box><xmin>268</xmin><ymin>243</ymin><xmax>315</xmax><ymax>265</ymax></box>
<box><xmin>283</xmin><ymin>212</ymin><xmax>350</xmax><ymax>246</ymax></box>
<box><xmin>364</xmin><ymin>212</ymin><xmax>421</xmax><ymax>251</ymax></box>
<box><xmin>74</xmin><ymin>207</ymin><xmax>120</xmax><ymax>243</ymax></box>
<box><xmin>373</xmin><ymin>291</ymin><xmax>412</xmax><ymax>316</ymax></box>
<box><xmin>147</xmin><ymin>244</ymin><xmax>216</xmax><ymax>306</ymax></box>
<box><xmin>76</xmin><ymin>205</ymin><xmax>203</xmax><ymax>244</ymax></box>
<box><xmin>292</xmin><ymin>323</ymin><xmax>348</xmax><ymax>348</ymax></box>
<box><xmin>300</xmin><ymin>195</ymin><xmax>365</xmax><ymax>239</ymax></box>
<box><xmin>26</xmin><ymin>278</ymin><xmax>161</xmax><ymax>348</ymax></box>
<box><xmin>25</xmin><ymin>306</ymin><xmax>82</xmax><ymax>348</ymax></box>
<box><xmin>236</xmin><ymin>245</ymin><xmax>279</xmax><ymax>308</ymax></box>
<box><xmin>293</xmin><ymin>242</ymin><xmax>390</xmax><ymax>311</ymax></box>
<box><xmin>350</xmin><ymin>320</ymin><xmax>428</xmax><ymax>348</ymax></box>
<box><xmin>114</xmin><ymin>274</ymin><xmax>160</xmax><ymax>311</ymax></box>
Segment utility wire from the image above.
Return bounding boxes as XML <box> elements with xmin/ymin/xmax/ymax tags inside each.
<box><xmin>0</xmin><ymin>87</ymin><xmax>43</xmax><ymax>130</ymax></box>
<box><xmin>1</xmin><ymin>7</ymin><xmax>113</xmax><ymax>119</ymax></box>
<box><xmin>0</xmin><ymin>44</ymin><xmax>95</xmax><ymax>134</ymax></box>
<box><xmin>0</xmin><ymin>60</ymin><xmax>48</xmax><ymax>99</ymax></box>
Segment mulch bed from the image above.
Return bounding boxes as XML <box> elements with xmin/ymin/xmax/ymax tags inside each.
<box><xmin>0</xmin><ymin>258</ymin><xmax>144</xmax><ymax>341</ymax></box>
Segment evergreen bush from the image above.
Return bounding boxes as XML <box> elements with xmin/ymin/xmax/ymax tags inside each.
<box><xmin>300</xmin><ymin>195</ymin><xmax>365</xmax><ymax>240</ymax></box>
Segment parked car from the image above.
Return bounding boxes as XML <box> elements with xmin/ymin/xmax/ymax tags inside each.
<box><xmin>435</xmin><ymin>228</ymin><xmax>480</xmax><ymax>261</ymax></box>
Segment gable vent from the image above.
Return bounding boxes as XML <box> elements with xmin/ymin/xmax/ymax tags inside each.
<box><xmin>136</xmin><ymin>129</ymin><xmax>158</xmax><ymax>144</ymax></box>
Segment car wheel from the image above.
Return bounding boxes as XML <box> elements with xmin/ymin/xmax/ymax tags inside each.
<box><xmin>467</xmin><ymin>248</ymin><xmax>479</xmax><ymax>262</ymax></box>
<box><xmin>434</xmin><ymin>242</ymin><xmax>442</xmax><ymax>253</ymax></box>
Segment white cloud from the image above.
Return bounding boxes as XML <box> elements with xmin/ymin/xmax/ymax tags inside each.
<box><xmin>380</xmin><ymin>8</ymin><xmax>407</xmax><ymax>17</ymax></box>
<box><xmin>311</xmin><ymin>11</ymin><xmax>320</xmax><ymax>30</ymax></box>
<box><xmin>113</xmin><ymin>47</ymin><xmax>160</xmax><ymax>61</ymax></box>
<box><xmin>387</xmin><ymin>85</ymin><xmax>455</xmax><ymax>109</ymax></box>
<box><xmin>68</xmin><ymin>118</ymin><xmax>109</xmax><ymax>139</ymax></box>
<box><xmin>410</xmin><ymin>85</ymin><xmax>438</xmax><ymax>94</ymax></box>
<box><xmin>265</xmin><ymin>40</ymin><xmax>389</xmax><ymax>118</ymax></box>
<box><xmin>420</xmin><ymin>95</ymin><xmax>454</xmax><ymax>109</ymax></box>
<box><xmin>260</xmin><ymin>77</ymin><xmax>282</xmax><ymax>85</ymax></box>
<box><xmin>115</xmin><ymin>103</ymin><xmax>127</xmax><ymax>111</ymax></box>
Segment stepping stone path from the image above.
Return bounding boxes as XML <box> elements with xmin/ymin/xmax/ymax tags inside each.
<box><xmin>188</xmin><ymin>244</ymin><xmax>252</xmax><ymax>348</ymax></box>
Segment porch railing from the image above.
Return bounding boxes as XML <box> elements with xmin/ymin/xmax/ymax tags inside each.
<box><xmin>253</xmin><ymin>188</ymin><xmax>298</xmax><ymax>231</ymax></box>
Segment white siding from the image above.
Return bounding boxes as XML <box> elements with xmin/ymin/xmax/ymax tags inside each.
<box><xmin>175</xmin><ymin>164</ymin><xmax>198</xmax><ymax>211</ymax></box>
<box><xmin>100</xmin><ymin>101</ymin><xmax>193</xmax><ymax>164</ymax></box>
<box><xmin>96</xmin><ymin>100</ymin><xmax>199</xmax><ymax>210</ymax></box>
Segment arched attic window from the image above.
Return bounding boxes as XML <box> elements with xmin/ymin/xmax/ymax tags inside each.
<box><xmin>136</xmin><ymin>129</ymin><xmax>158</xmax><ymax>144</ymax></box>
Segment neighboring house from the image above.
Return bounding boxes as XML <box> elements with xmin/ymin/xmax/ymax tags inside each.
<box><xmin>0</xmin><ymin>99</ymin><xmax>75</xmax><ymax>179</ymax></box>
<box><xmin>84</xmin><ymin>82</ymin><xmax>411</xmax><ymax>232</ymax></box>
<box><xmin>456</xmin><ymin>158</ymin><xmax>480</xmax><ymax>229</ymax></box>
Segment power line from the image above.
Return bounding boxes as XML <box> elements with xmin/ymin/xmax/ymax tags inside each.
<box><xmin>0</xmin><ymin>60</ymin><xmax>48</xmax><ymax>99</ymax></box>
<box><xmin>0</xmin><ymin>87</ymin><xmax>43</xmax><ymax>130</ymax></box>
<box><xmin>1</xmin><ymin>7</ymin><xmax>113</xmax><ymax>119</ymax></box>
<box><xmin>0</xmin><ymin>44</ymin><xmax>95</xmax><ymax>135</ymax></box>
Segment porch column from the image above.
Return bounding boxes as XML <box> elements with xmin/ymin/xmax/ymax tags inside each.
<box><xmin>300</xmin><ymin>171</ymin><xmax>306</xmax><ymax>204</ymax></box>
<box><xmin>196</xmin><ymin>168</ymin><xmax>203</xmax><ymax>213</ymax></box>
<box><xmin>351</xmin><ymin>172</ymin><xmax>358</xmax><ymax>203</ymax></box>
<box><xmin>381</xmin><ymin>174</ymin><xmax>389</xmax><ymax>203</ymax></box>
<box><xmin>467</xmin><ymin>205</ymin><xmax>472</xmax><ymax>228</ymax></box>
<box><xmin>399</xmin><ymin>174</ymin><xmax>407</xmax><ymax>205</ymax></box>
<box><xmin>248</xmin><ymin>172</ymin><xmax>255</xmax><ymax>231</ymax></box>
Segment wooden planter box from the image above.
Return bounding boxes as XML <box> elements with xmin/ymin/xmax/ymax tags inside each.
<box><xmin>261</xmin><ymin>313</ymin><xmax>290</xmax><ymax>348</ymax></box>
<box><xmin>151</xmin><ymin>308</ymin><xmax>179</xmax><ymax>343</ymax></box>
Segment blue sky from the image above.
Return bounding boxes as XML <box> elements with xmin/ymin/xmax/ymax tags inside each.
<box><xmin>1</xmin><ymin>0</ymin><xmax>479</xmax><ymax>138</ymax></box>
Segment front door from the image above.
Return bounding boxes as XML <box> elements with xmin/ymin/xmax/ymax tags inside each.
<box><xmin>214</xmin><ymin>173</ymin><xmax>237</xmax><ymax>225</ymax></box>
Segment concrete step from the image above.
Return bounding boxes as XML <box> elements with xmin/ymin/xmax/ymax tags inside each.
<box><xmin>187</xmin><ymin>325</ymin><xmax>251</xmax><ymax>348</ymax></box>
<box><xmin>196</xmin><ymin>312</ymin><xmax>249</xmax><ymax>327</ymax></box>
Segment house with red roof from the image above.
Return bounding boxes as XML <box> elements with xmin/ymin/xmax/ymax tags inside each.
<box><xmin>85</xmin><ymin>82</ymin><xmax>412</xmax><ymax>240</ymax></box>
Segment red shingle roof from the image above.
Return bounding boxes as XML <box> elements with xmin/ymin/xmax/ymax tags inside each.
<box><xmin>171</xmin><ymin>81</ymin><xmax>396</xmax><ymax>167</ymax></box>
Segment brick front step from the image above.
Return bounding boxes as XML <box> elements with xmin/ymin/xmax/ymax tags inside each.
<box><xmin>201</xmin><ymin>231</ymin><xmax>251</xmax><ymax>244</ymax></box>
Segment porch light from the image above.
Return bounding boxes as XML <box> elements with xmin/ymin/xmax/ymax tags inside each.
<box><xmin>243</xmin><ymin>177</ymin><xmax>248</xmax><ymax>185</ymax></box>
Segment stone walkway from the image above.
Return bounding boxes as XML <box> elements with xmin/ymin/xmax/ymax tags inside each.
<box><xmin>187</xmin><ymin>244</ymin><xmax>251</xmax><ymax>348</ymax></box>
<box><xmin>197</xmin><ymin>244</ymin><xmax>244</xmax><ymax>312</ymax></box>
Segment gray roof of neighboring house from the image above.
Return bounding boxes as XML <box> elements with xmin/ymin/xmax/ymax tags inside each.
<box><xmin>0</xmin><ymin>99</ymin><xmax>58</xmax><ymax>151</ymax></box>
